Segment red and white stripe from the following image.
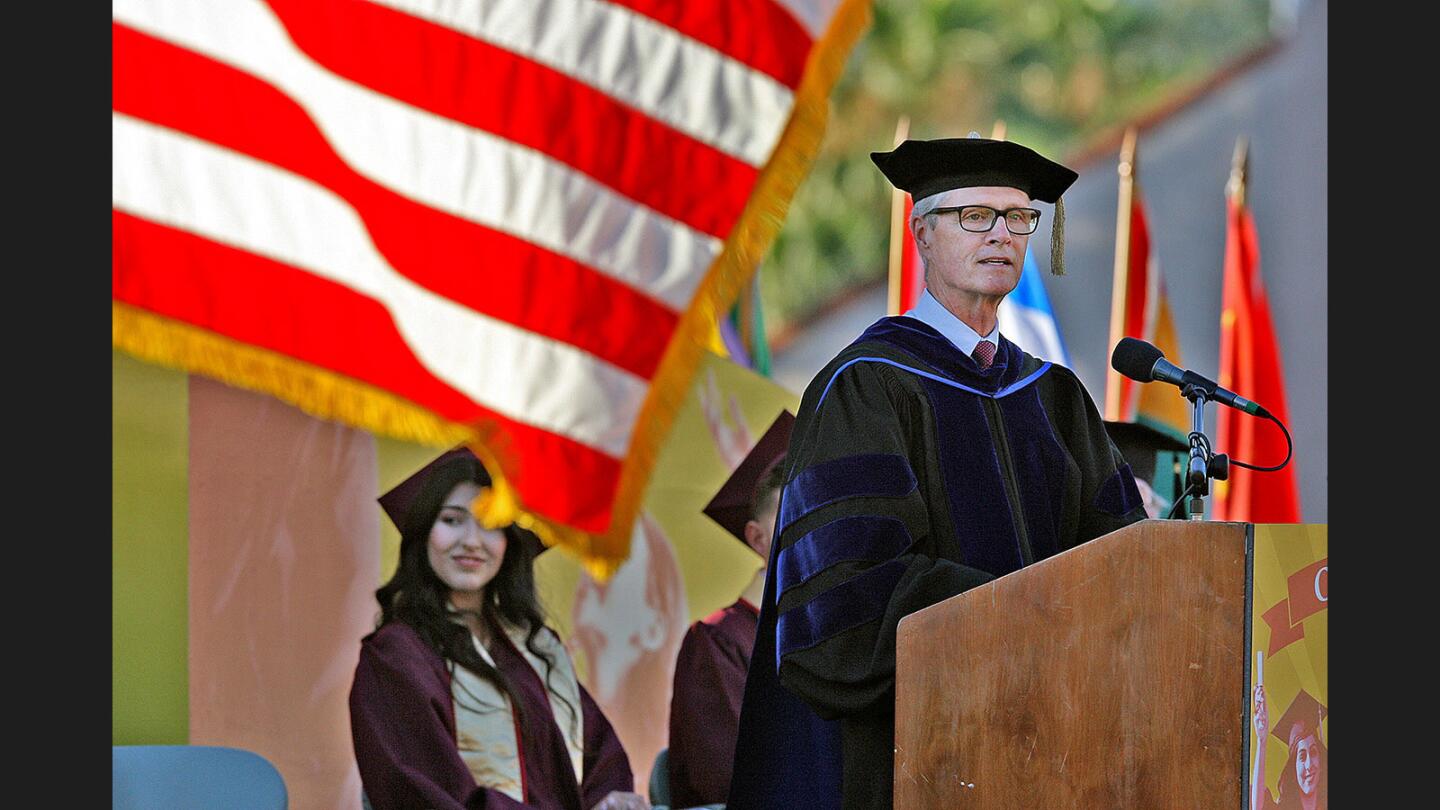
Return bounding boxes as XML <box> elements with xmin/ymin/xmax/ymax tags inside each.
<box><xmin>112</xmin><ymin>0</ymin><xmax>839</xmax><ymax>533</ymax></box>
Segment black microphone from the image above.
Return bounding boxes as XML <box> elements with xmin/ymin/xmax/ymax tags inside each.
<box><xmin>1110</xmin><ymin>337</ymin><xmax>1269</xmax><ymax>418</ymax></box>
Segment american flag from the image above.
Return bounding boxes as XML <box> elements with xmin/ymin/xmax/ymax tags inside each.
<box><xmin>112</xmin><ymin>0</ymin><xmax>867</xmax><ymax>567</ymax></box>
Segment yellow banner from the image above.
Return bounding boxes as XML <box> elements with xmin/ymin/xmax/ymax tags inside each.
<box><xmin>1248</xmin><ymin>524</ymin><xmax>1328</xmax><ymax>809</ymax></box>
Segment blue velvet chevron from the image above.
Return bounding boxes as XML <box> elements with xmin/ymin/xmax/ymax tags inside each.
<box><xmin>776</xmin><ymin>558</ymin><xmax>908</xmax><ymax>662</ymax></box>
<box><xmin>775</xmin><ymin>515</ymin><xmax>914</xmax><ymax>600</ymax></box>
<box><xmin>777</xmin><ymin>453</ymin><xmax>917</xmax><ymax>535</ymax></box>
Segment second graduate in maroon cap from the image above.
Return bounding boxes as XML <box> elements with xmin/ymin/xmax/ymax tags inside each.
<box><xmin>666</xmin><ymin>411</ymin><xmax>794</xmax><ymax>809</ymax></box>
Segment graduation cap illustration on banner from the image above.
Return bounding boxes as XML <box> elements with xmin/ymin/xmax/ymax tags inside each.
<box><xmin>1272</xmin><ymin>689</ymin><xmax>1327</xmax><ymax>747</ymax></box>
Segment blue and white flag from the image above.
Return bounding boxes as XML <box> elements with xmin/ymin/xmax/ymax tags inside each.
<box><xmin>999</xmin><ymin>251</ymin><xmax>1071</xmax><ymax>366</ymax></box>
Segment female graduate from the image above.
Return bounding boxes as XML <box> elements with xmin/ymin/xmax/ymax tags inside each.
<box><xmin>349</xmin><ymin>447</ymin><xmax>650</xmax><ymax>810</ymax></box>
<box><xmin>1250</xmin><ymin>685</ymin><xmax>1328</xmax><ymax>810</ymax></box>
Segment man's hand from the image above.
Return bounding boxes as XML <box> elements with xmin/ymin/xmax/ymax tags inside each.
<box><xmin>589</xmin><ymin>790</ymin><xmax>651</xmax><ymax>810</ymax></box>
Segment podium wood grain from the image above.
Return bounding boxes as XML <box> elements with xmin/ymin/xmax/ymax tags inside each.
<box><xmin>894</xmin><ymin>520</ymin><xmax>1249</xmax><ymax>809</ymax></box>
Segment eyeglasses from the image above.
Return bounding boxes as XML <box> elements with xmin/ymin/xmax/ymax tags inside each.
<box><xmin>929</xmin><ymin>205</ymin><xmax>1042</xmax><ymax>235</ymax></box>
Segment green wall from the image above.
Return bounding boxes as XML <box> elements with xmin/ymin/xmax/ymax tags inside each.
<box><xmin>374</xmin><ymin>436</ymin><xmax>447</xmax><ymax>587</ymax></box>
<box><xmin>112</xmin><ymin>351</ymin><xmax>190</xmax><ymax>743</ymax></box>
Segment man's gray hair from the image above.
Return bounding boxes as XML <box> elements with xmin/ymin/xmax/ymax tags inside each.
<box><xmin>910</xmin><ymin>191</ymin><xmax>946</xmax><ymax>222</ymax></box>
<box><xmin>909</xmin><ymin>192</ymin><xmax>947</xmax><ymax>276</ymax></box>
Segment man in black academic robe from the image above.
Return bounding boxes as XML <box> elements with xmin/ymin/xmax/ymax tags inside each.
<box><xmin>727</xmin><ymin>137</ymin><xmax>1147</xmax><ymax>810</ymax></box>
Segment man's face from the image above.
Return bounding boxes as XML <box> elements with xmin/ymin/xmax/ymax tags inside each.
<box><xmin>744</xmin><ymin>493</ymin><xmax>779</xmax><ymax>563</ymax></box>
<box><xmin>913</xmin><ymin>185</ymin><xmax>1032</xmax><ymax>308</ymax></box>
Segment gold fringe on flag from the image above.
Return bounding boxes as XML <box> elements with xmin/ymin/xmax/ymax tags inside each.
<box><xmin>115</xmin><ymin>300</ymin><xmax>578</xmax><ymax>565</ymax></box>
<box><xmin>113</xmin><ymin>302</ymin><xmax>472</xmax><ymax>448</ymax></box>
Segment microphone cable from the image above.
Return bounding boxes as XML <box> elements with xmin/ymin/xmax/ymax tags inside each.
<box><xmin>1164</xmin><ymin>413</ymin><xmax>1295</xmax><ymax>519</ymax></box>
<box><xmin>1226</xmin><ymin>411</ymin><xmax>1294</xmax><ymax>473</ymax></box>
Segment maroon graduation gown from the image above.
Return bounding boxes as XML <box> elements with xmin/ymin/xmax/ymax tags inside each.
<box><xmin>350</xmin><ymin>622</ymin><xmax>633</xmax><ymax>810</ymax></box>
<box><xmin>666</xmin><ymin>598</ymin><xmax>758</xmax><ymax>807</ymax></box>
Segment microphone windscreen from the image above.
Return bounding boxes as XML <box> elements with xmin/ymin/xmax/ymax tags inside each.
<box><xmin>1111</xmin><ymin>337</ymin><xmax>1164</xmax><ymax>382</ymax></box>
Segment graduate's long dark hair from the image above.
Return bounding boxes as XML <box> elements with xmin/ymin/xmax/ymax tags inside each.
<box><xmin>374</xmin><ymin>455</ymin><xmax>575</xmax><ymax>730</ymax></box>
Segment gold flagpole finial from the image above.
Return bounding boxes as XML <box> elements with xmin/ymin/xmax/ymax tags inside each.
<box><xmin>1118</xmin><ymin>127</ymin><xmax>1138</xmax><ymax>179</ymax></box>
<box><xmin>1227</xmin><ymin>135</ymin><xmax>1250</xmax><ymax>207</ymax></box>
<box><xmin>893</xmin><ymin>115</ymin><xmax>910</xmax><ymax>147</ymax></box>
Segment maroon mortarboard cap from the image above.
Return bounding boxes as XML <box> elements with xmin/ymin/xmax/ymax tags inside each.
<box><xmin>506</xmin><ymin>524</ymin><xmax>548</xmax><ymax>559</ymax></box>
<box><xmin>870</xmin><ymin>137</ymin><xmax>1077</xmax><ymax>204</ymax></box>
<box><xmin>378</xmin><ymin>446</ymin><xmax>547</xmax><ymax>557</ymax></box>
<box><xmin>378</xmin><ymin>446</ymin><xmax>483</xmax><ymax>533</ymax></box>
<box><xmin>702</xmin><ymin>410</ymin><xmax>796</xmax><ymax>545</ymax></box>
<box><xmin>1272</xmin><ymin>689</ymin><xmax>1327</xmax><ymax>747</ymax></box>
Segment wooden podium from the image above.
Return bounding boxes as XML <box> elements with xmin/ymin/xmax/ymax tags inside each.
<box><xmin>894</xmin><ymin>520</ymin><xmax>1294</xmax><ymax>809</ymax></box>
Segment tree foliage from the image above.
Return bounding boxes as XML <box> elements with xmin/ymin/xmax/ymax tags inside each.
<box><xmin>760</xmin><ymin>0</ymin><xmax>1274</xmax><ymax>337</ymax></box>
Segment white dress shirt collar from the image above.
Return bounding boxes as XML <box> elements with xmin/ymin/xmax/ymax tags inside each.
<box><xmin>902</xmin><ymin>289</ymin><xmax>998</xmax><ymax>357</ymax></box>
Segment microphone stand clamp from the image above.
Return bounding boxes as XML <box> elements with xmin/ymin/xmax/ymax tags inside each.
<box><xmin>1180</xmin><ymin>383</ymin><xmax>1229</xmax><ymax>521</ymax></box>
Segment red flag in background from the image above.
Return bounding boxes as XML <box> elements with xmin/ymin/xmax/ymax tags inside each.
<box><xmin>1104</xmin><ymin>129</ymin><xmax>1189</xmax><ymax>437</ymax></box>
<box><xmin>888</xmin><ymin>192</ymin><xmax>925</xmax><ymax>314</ymax></box>
<box><xmin>1213</xmin><ymin>185</ymin><xmax>1300</xmax><ymax>522</ymax></box>
<box><xmin>111</xmin><ymin>0</ymin><xmax>871</xmax><ymax>570</ymax></box>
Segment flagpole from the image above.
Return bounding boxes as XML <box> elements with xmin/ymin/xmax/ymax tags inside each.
<box><xmin>1228</xmin><ymin>135</ymin><xmax>1249</xmax><ymax>208</ymax></box>
<box><xmin>1214</xmin><ymin>134</ymin><xmax>1249</xmax><ymax>516</ymax></box>
<box><xmin>886</xmin><ymin>116</ymin><xmax>911</xmax><ymax>316</ymax></box>
<box><xmin>1105</xmin><ymin>127</ymin><xmax>1139</xmax><ymax>420</ymax></box>
<box><xmin>738</xmin><ymin>271</ymin><xmax>755</xmax><ymax>362</ymax></box>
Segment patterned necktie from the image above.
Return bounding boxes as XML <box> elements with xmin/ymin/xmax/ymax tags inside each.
<box><xmin>972</xmin><ymin>339</ymin><xmax>996</xmax><ymax>369</ymax></box>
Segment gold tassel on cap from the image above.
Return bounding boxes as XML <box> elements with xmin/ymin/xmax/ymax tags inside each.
<box><xmin>1049</xmin><ymin>195</ymin><xmax>1066</xmax><ymax>275</ymax></box>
